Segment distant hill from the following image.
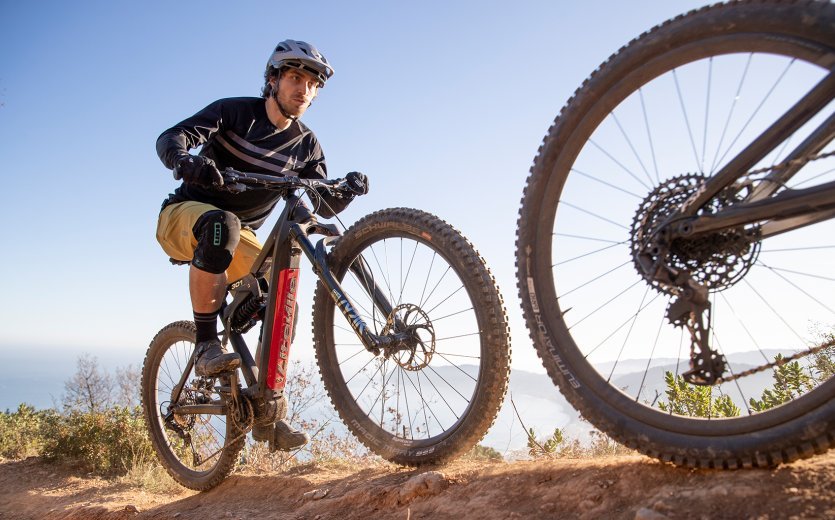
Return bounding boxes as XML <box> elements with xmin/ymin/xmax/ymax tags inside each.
<box><xmin>0</xmin><ymin>347</ymin><xmax>792</xmax><ymax>454</ymax></box>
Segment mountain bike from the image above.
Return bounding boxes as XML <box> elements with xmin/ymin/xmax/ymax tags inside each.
<box><xmin>516</xmin><ymin>0</ymin><xmax>835</xmax><ymax>469</ymax></box>
<box><xmin>142</xmin><ymin>170</ymin><xmax>511</xmax><ymax>490</ymax></box>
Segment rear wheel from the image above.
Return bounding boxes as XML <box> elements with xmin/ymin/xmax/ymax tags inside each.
<box><xmin>141</xmin><ymin>321</ymin><xmax>245</xmax><ymax>490</ymax></box>
<box><xmin>516</xmin><ymin>0</ymin><xmax>835</xmax><ymax>468</ymax></box>
<box><xmin>313</xmin><ymin>208</ymin><xmax>511</xmax><ymax>465</ymax></box>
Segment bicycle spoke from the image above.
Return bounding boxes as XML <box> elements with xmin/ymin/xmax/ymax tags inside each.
<box><xmin>419</xmin><ymin>265</ymin><xmax>452</xmax><ymax>311</ymax></box>
<box><xmin>636</xmin><ymin>311</ymin><xmax>667</xmax><ymax>402</ymax></box>
<box><xmin>756</xmin><ymin>262</ymin><xmax>835</xmax><ymax>313</ymax></box>
<box><xmin>589</xmin><ymin>138</ymin><xmax>652</xmax><ymax>191</ymax></box>
<box><xmin>428</xmin><ymin>306</ymin><xmax>474</xmax><ymax>324</ymax></box>
<box><xmin>672</xmin><ymin>68</ymin><xmax>703</xmax><ymax>173</ymax></box>
<box><xmin>741</xmin><ymin>278</ymin><xmax>806</xmax><ymax>345</ymax></box>
<box><xmin>433</xmin><ymin>352</ymin><xmax>479</xmax><ymax>384</ymax></box>
<box><xmin>701</xmin><ymin>57</ymin><xmax>713</xmax><ymax>173</ymax></box>
<box><xmin>410</xmin><ymin>248</ymin><xmax>434</xmax><ymax>307</ymax></box>
<box><xmin>424</xmin><ymin>283</ymin><xmax>465</xmax><ymax>316</ymax></box>
<box><xmin>422</xmin><ymin>366</ymin><xmax>464</xmax><ymax>418</ymax></box>
<box><xmin>607</xmin><ymin>285</ymin><xmax>653</xmax><ymax>382</ymax></box>
<box><xmin>790</xmin><ymin>166</ymin><xmax>835</xmax><ymax>188</ymax></box>
<box><xmin>553</xmin><ymin>240</ymin><xmax>628</xmax><ymax>267</ymax></box>
<box><xmin>552</xmin><ymin>232</ymin><xmax>623</xmax><ymax>245</ymax></box>
<box><xmin>434</xmin><ymin>331</ymin><xmax>482</xmax><ymax>343</ymax></box>
<box><xmin>559</xmin><ymin>260</ymin><xmax>631</xmax><ymax>298</ymax></box>
<box><xmin>612</xmin><ymin>111</ymin><xmax>655</xmax><ymax>186</ymax></box>
<box><xmin>434</xmin><ymin>351</ymin><xmax>480</xmax><ymax>359</ymax></box>
<box><xmin>345</xmin><ymin>354</ymin><xmax>382</xmax><ymax>387</ymax></box>
<box><xmin>582</xmin><ymin>291</ymin><xmax>663</xmax><ymax>359</ymax></box>
<box><xmin>709</xmin><ymin>53</ymin><xmax>752</xmax><ymax>174</ymax></box>
<box><xmin>336</xmin><ymin>346</ymin><xmax>369</xmax><ymax>367</ymax></box>
<box><xmin>761</xmin><ymin>244</ymin><xmax>835</xmax><ymax>253</ymax></box>
<box><xmin>714</xmin><ymin>58</ymin><xmax>795</xmax><ymax>172</ymax></box>
<box><xmin>570</xmin><ymin>168</ymin><xmax>645</xmax><ymax>199</ymax></box>
<box><xmin>717</xmin><ymin>291</ymin><xmax>773</xmax><ymax>365</ymax></box>
<box><xmin>558</xmin><ymin>200</ymin><xmax>631</xmax><ymax>231</ymax></box>
<box><xmin>638</xmin><ymin>89</ymin><xmax>661</xmax><ymax>184</ymax></box>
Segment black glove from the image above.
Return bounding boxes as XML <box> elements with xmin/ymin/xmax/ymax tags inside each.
<box><xmin>345</xmin><ymin>171</ymin><xmax>369</xmax><ymax>195</ymax></box>
<box><xmin>174</xmin><ymin>155</ymin><xmax>223</xmax><ymax>187</ymax></box>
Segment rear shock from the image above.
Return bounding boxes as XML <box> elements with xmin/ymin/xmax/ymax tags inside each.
<box><xmin>230</xmin><ymin>295</ymin><xmax>267</xmax><ymax>333</ymax></box>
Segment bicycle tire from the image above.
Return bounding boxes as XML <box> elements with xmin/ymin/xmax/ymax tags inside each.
<box><xmin>141</xmin><ymin>321</ymin><xmax>245</xmax><ymax>490</ymax></box>
<box><xmin>312</xmin><ymin>208</ymin><xmax>511</xmax><ymax>465</ymax></box>
<box><xmin>517</xmin><ymin>0</ymin><xmax>835</xmax><ymax>469</ymax></box>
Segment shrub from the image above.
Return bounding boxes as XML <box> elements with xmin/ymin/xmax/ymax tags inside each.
<box><xmin>0</xmin><ymin>404</ymin><xmax>59</xmax><ymax>459</ymax></box>
<box><xmin>464</xmin><ymin>444</ymin><xmax>503</xmax><ymax>461</ymax></box>
<box><xmin>41</xmin><ymin>406</ymin><xmax>154</xmax><ymax>475</ymax></box>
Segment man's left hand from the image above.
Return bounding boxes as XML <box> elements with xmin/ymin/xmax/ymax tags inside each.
<box><xmin>345</xmin><ymin>171</ymin><xmax>369</xmax><ymax>195</ymax></box>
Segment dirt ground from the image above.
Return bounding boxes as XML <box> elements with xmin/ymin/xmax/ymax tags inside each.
<box><xmin>0</xmin><ymin>451</ymin><xmax>833</xmax><ymax>520</ymax></box>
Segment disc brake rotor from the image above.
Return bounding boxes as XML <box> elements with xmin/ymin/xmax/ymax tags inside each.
<box><xmin>381</xmin><ymin>303</ymin><xmax>436</xmax><ymax>371</ymax></box>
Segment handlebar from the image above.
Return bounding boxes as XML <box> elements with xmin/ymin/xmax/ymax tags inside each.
<box><xmin>219</xmin><ymin>168</ymin><xmax>356</xmax><ymax>198</ymax></box>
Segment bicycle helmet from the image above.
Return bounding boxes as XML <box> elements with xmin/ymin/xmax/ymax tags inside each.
<box><xmin>267</xmin><ymin>39</ymin><xmax>334</xmax><ymax>86</ymax></box>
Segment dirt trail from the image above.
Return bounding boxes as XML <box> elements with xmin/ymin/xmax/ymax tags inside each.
<box><xmin>0</xmin><ymin>451</ymin><xmax>833</xmax><ymax>519</ymax></box>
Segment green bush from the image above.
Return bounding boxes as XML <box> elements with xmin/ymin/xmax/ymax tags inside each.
<box><xmin>41</xmin><ymin>406</ymin><xmax>155</xmax><ymax>475</ymax></box>
<box><xmin>464</xmin><ymin>444</ymin><xmax>503</xmax><ymax>461</ymax></box>
<box><xmin>0</xmin><ymin>404</ymin><xmax>59</xmax><ymax>459</ymax></box>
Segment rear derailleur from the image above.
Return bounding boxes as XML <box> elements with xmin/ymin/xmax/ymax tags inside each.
<box><xmin>636</xmin><ymin>246</ymin><xmax>727</xmax><ymax>386</ymax></box>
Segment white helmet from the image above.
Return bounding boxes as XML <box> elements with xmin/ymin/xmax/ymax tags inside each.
<box><xmin>267</xmin><ymin>39</ymin><xmax>334</xmax><ymax>86</ymax></box>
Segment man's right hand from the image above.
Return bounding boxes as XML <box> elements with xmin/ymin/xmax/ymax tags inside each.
<box><xmin>174</xmin><ymin>155</ymin><xmax>224</xmax><ymax>187</ymax></box>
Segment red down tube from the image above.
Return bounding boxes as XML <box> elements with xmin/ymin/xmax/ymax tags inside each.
<box><xmin>266</xmin><ymin>268</ymin><xmax>299</xmax><ymax>391</ymax></box>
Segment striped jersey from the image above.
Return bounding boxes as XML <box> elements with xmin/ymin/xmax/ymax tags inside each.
<box><xmin>157</xmin><ymin>97</ymin><xmax>346</xmax><ymax>228</ymax></box>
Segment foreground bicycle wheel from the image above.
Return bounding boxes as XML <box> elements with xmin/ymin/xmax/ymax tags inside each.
<box><xmin>517</xmin><ymin>0</ymin><xmax>835</xmax><ymax>468</ymax></box>
<box><xmin>313</xmin><ymin>208</ymin><xmax>511</xmax><ymax>465</ymax></box>
<box><xmin>141</xmin><ymin>321</ymin><xmax>245</xmax><ymax>490</ymax></box>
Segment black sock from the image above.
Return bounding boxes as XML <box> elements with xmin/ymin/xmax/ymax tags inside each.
<box><xmin>194</xmin><ymin>309</ymin><xmax>220</xmax><ymax>344</ymax></box>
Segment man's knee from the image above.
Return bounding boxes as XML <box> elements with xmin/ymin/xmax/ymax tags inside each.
<box><xmin>192</xmin><ymin>210</ymin><xmax>241</xmax><ymax>274</ymax></box>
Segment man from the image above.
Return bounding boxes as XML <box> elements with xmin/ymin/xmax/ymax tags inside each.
<box><xmin>155</xmin><ymin>39</ymin><xmax>368</xmax><ymax>450</ymax></box>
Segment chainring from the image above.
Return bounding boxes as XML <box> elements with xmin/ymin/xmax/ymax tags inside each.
<box><xmin>229</xmin><ymin>394</ymin><xmax>255</xmax><ymax>433</ymax></box>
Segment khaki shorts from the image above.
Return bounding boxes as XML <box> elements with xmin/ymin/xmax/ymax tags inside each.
<box><xmin>156</xmin><ymin>201</ymin><xmax>262</xmax><ymax>283</ymax></box>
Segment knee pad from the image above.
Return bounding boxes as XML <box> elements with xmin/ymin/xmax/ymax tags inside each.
<box><xmin>192</xmin><ymin>210</ymin><xmax>241</xmax><ymax>274</ymax></box>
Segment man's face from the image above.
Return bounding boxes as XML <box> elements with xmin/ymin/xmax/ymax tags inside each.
<box><xmin>273</xmin><ymin>68</ymin><xmax>321</xmax><ymax>118</ymax></box>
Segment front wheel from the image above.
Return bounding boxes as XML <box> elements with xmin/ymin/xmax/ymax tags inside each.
<box><xmin>141</xmin><ymin>321</ymin><xmax>245</xmax><ymax>490</ymax></box>
<box><xmin>312</xmin><ymin>208</ymin><xmax>511</xmax><ymax>465</ymax></box>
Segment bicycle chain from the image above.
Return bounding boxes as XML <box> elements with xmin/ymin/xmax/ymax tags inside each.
<box><xmin>717</xmin><ymin>337</ymin><xmax>835</xmax><ymax>384</ymax></box>
<box><xmin>745</xmin><ymin>149</ymin><xmax>835</xmax><ymax>178</ymax></box>
<box><xmin>697</xmin><ymin>149</ymin><xmax>835</xmax><ymax>384</ymax></box>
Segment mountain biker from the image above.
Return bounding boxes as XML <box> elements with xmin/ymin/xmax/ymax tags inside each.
<box><xmin>155</xmin><ymin>39</ymin><xmax>369</xmax><ymax>451</ymax></box>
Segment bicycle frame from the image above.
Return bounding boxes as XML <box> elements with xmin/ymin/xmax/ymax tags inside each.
<box><xmin>166</xmin><ymin>189</ymin><xmax>404</xmax><ymax>420</ymax></box>
<box><xmin>667</xmin><ymin>70</ymin><xmax>835</xmax><ymax>241</ymax></box>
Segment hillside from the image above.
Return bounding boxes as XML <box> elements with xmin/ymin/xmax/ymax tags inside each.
<box><xmin>1</xmin><ymin>451</ymin><xmax>833</xmax><ymax>519</ymax></box>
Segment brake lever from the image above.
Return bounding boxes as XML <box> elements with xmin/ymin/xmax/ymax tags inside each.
<box><xmin>220</xmin><ymin>181</ymin><xmax>248</xmax><ymax>194</ymax></box>
<box><xmin>219</xmin><ymin>168</ymin><xmax>248</xmax><ymax>194</ymax></box>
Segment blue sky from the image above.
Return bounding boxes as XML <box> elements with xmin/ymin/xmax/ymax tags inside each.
<box><xmin>0</xmin><ymin>1</ymin><xmax>710</xmax><ymax>406</ymax></box>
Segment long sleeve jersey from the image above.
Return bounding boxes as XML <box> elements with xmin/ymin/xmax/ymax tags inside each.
<box><xmin>157</xmin><ymin>97</ymin><xmax>348</xmax><ymax>228</ymax></box>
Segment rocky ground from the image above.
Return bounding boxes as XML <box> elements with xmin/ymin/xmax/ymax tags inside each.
<box><xmin>1</xmin><ymin>451</ymin><xmax>833</xmax><ymax>519</ymax></box>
